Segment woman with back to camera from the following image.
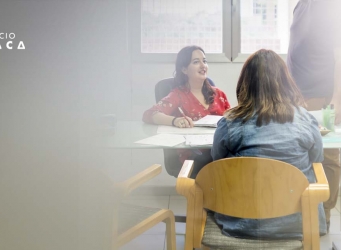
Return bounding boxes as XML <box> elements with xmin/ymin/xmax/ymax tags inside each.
<box><xmin>143</xmin><ymin>45</ymin><xmax>230</xmax><ymax>177</ymax></box>
<box><xmin>211</xmin><ymin>49</ymin><xmax>326</xmax><ymax>239</ymax></box>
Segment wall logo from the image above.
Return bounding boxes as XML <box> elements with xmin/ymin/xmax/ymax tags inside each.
<box><xmin>0</xmin><ymin>33</ymin><xmax>25</xmax><ymax>50</ymax></box>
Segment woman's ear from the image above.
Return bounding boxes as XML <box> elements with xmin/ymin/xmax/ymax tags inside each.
<box><xmin>182</xmin><ymin>67</ymin><xmax>188</xmax><ymax>75</ymax></box>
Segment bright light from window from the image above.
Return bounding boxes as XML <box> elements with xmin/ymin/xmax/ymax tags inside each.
<box><xmin>240</xmin><ymin>0</ymin><xmax>298</xmax><ymax>54</ymax></box>
<box><xmin>141</xmin><ymin>0</ymin><xmax>223</xmax><ymax>53</ymax></box>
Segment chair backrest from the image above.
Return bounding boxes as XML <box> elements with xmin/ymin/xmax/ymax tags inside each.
<box><xmin>155</xmin><ymin>77</ymin><xmax>215</xmax><ymax>103</ymax></box>
<box><xmin>195</xmin><ymin>157</ymin><xmax>310</xmax><ymax>219</ymax></box>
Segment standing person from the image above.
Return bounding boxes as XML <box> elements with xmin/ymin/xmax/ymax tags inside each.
<box><xmin>212</xmin><ymin>49</ymin><xmax>327</xmax><ymax>239</ymax></box>
<box><xmin>143</xmin><ymin>45</ymin><xmax>230</xmax><ymax>177</ymax></box>
<box><xmin>287</xmin><ymin>0</ymin><xmax>341</xmax><ymax>231</ymax></box>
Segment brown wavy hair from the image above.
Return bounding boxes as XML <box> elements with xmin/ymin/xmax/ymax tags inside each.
<box><xmin>225</xmin><ymin>49</ymin><xmax>305</xmax><ymax>126</ymax></box>
<box><xmin>173</xmin><ymin>45</ymin><xmax>215</xmax><ymax>104</ymax></box>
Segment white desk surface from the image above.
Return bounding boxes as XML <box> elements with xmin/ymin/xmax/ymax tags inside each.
<box><xmin>101</xmin><ymin>121</ymin><xmax>341</xmax><ymax>149</ymax></box>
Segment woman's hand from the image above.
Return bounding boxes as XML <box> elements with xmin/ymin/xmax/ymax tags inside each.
<box><xmin>174</xmin><ymin>116</ymin><xmax>194</xmax><ymax>128</ymax></box>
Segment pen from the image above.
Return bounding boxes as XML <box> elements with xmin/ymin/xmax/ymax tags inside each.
<box><xmin>178</xmin><ymin>107</ymin><xmax>189</xmax><ymax>123</ymax></box>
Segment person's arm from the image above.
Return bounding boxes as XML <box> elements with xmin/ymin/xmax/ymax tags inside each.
<box><xmin>151</xmin><ymin>112</ymin><xmax>193</xmax><ymax>127</ymax></box>
<box><xmin>330</xmin><ymin>47</ymin><xmax>341</xmax><ymax>124</ymax></box>
<box><xmin>330</xmin><ymin>3</ymin><xmax>341</xmax><ymax>124</ymax></box>
<box><xmin>142</xmin><ymin>91</ymin><xmax>193</xmax><ymax>127</ymax></box>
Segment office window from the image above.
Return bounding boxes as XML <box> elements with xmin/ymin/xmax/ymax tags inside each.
<box><xmin>132</xmin><ymin>0</ymin><xmax>299</xmax><ymax>62</ymax></box>
<box><xmin>239</xmin><ymin>0</ymin><xmax>298</xmax><ymax>54</ymax></box>
<box><xmin>141</xmin><ymin>0</ymin><xmax>223</xmax><ymax>53</ymax></box>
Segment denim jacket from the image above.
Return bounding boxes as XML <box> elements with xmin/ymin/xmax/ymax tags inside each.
<box><xmin>211</xmin><ymin>107</ymin><xmax>327</xmax><ymax>239</ymax></box>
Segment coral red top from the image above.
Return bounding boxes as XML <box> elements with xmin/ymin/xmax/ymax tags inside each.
<box><xmin>142</xmin><ymin>86</ymin><xmax>230</xmax><ymax>164</ymax></box>
<box><xmin>143</xmin><ymin>86</ymin><xmax>230</xmax><ymax>123</ymax></box>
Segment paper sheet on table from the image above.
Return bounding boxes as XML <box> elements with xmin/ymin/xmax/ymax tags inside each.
<box><xmin>157</xmin><ymin>125</ymin><xmax>215</xmax><ymax>134</ymax></box>
<box><xmin>134</xmin><ymin>134</ymin><xmax>185</xmax><ymax>147</ymax></box>
<box><xmin>193</xmin><ymin>115</ymin><xmax>223</xmax><ymax>127</ymax></box>
<box><xmin>185</xmin><ymin>134</ymin><xmax>214</xmax><ymax>146</ymax></box>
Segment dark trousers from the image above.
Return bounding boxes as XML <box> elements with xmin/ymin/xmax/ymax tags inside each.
<box><xmin>163</xmin><ymin>149</ymin><xmax>213</xmax><ymax>179</ymax></box>
<box><xmin>190</xmin><ymin>149</ymin><xmax>213</xmax><ymax>178</ymax></box>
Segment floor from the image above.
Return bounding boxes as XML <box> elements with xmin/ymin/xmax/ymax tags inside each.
<box><xmin>120</xmin><ymin>194</ymin><xmax>341</xmax><ymax>250</ymax></box>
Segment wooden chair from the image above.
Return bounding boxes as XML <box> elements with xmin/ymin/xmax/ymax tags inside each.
<box><xmin>113</xmin><ymin>164</ymin><xmax>176</xmax><ymax>250</ymax></box>
<box><xmin>176</xmin><ymin>157</ymin><xmax>330</xmax><ymax>250</ymax></box>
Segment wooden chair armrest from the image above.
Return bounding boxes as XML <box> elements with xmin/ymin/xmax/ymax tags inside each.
<box><xmin>115</xmin><ymin>164</ymin><xmax>162</xmax><ymax>197</ymax></box>
<box><xmin>175</xmin><ymin>160</ymin><xmax>205</xmax><ymax>248</ymax></box>
<box><xmin>301</xmin><ymin>164</ymin><xmax>329</xmax><ymax>249</ymax></box>
<box><xmin>312</xmin><ymin>163</ymin><xmax>328</xmax><ymax>185</ymax></box>
<box><xmin>176</xmin><ymin>160</ymin><xmax>195</xmax><ymax>198</ymax></box>
<box><xmin>306</xmin><ymin>163</ymin><xmax>330</xmax><ymax>203</ymax></box>
<box><xmin>178</xmin><ymin>160</ymin><xmax>194</xmax><ymax>178</ymax></box>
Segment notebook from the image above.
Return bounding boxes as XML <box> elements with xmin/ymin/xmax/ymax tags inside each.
<box><xmin>193</xmin><ymin>115</ymin><xmax>223</xmax><ymax>128</ymax></box>
<box><xmin>185</xmin><ymin>134</ymin><xmax>214</xmax><ymax>146</ymax></box>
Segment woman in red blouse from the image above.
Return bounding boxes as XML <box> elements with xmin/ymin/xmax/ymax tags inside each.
<box><xmin>142</xmin><ymin>45</ymin><xmax>230</xmax><ymax>177</ymax></box>
<box><xmin>143</xmin><ymin>45</ymin><xmax>230</xmax><ymax>126</ymax></box>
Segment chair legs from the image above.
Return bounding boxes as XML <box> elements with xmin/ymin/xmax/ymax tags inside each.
<box><xmin>164</xmin><ymin>210</ymin><xmax>176</xmax><ymax>250</ymax></box>
<box><xmin>117</xmin><ymin>209</ymin><xmax>176</xmax><ymax>249</ymax></box>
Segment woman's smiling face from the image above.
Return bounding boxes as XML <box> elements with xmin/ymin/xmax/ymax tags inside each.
<box><xmin>182</xmin><ymin>49</ymin><xmax>208</xmax><ymax>82</ymax></box>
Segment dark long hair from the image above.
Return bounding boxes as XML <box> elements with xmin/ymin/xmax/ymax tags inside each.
<box><xmin>173</xmin><ymin>45</ymin><xmax>215</xmax><ymax>104</ymax></box>
<box><xmin>226</xmin><ymin>49</ymin><xmax>305</xmax><ymax>126</ymax></box>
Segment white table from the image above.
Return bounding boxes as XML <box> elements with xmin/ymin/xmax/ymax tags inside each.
<box><xmin>102</xmin><ymin>121</ymin><xmax>341</xmax><ymax>149</ymax></box>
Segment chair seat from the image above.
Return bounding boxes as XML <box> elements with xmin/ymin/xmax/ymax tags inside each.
<box><xmin>118</xmin><ymin>203</ymin><xmax>163</xmax><ymax>234</ymax></box>
<box><xmin>202</xmin><ymin>212</ymin><xmax>303</xmax><ymax>250</ymax></box>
